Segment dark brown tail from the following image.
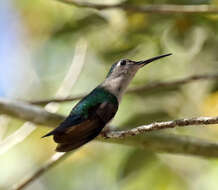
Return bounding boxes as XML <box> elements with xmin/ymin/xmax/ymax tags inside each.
<box><xmin>54</xmin><ymin>118</ymin><xmax>105</xmax><ymax>152</ymax></box>
<box><xmin>55</xmin><ymin>126</ymin><xmax>103</xmax><ymax>152</ymax></box>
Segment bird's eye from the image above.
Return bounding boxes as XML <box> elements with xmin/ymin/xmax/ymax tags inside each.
<box><xmin>120</xmin><ymin>60</ymin><xmax>126</xmax><ymax>66</ymax></box>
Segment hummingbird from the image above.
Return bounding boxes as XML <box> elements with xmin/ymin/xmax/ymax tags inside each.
<box><xmin>42</xmin><ymin>53</ymin><xmax>172</xmax><ymax>152</ymax></box>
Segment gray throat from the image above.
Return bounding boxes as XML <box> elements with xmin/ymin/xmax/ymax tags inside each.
<box><xmin>101</xmin><ymin>74</ymin><xmax>136</xmax><ymax>102</ymax></box>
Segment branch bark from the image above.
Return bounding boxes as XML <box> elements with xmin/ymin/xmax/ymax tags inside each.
<box><xmin>30</xmin><ymin>73</ymin><xmax>218</xmax><ymax>105</ymax></box>
<box><xmin>0</xmin><ymin>98</ymin><xmax>65</xmax><ymax>127</ymax></box>
<box><xmin>102</xmin><ymin>116</ymin><xmax>218</xmax><ymax>138</ymax></box>
<box><xmin>57</xmin><ymin>0</ymin><xmax>218</xmax><ymax>14</ymax></box>
<box><xmin>13</xmin><ymin>133</ymin><xmax>218</xmax><ymax>190</ymax></box>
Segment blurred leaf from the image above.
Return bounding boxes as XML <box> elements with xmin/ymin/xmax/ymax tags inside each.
<box><xmin>101</xmin><ymin>43</ymin><xmax>137</xmax><ymax>62</ymax></box>
<box><xmin>52</xmin><ymin>13</ymin><xmax>108</xmax><ymax>38</ymax></box>
<box><xmin>202</xmin><ymin>91</ymin><xmax>218</xmax><ymax>117</ymax></box>
<box><xmin>122</xmin><ymin>156</ymin><xmax>188</xmax><ymax>190</ymax></box>
<box><xmin>126</xmin><ymin>13</ymin><xmax>149</xmax><ymax>33</ymax></box>
<box><xmin>132</xmin><ymin>86</ymin><xmax>182</xmax><ymax>97</ymax></box>
<box><xmin>118</xmin><ymin>149</ymin><xmax>159</xmax><ymax>180</ymax></box>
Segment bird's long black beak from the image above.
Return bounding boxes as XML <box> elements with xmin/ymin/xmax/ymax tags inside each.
<box><xmin>136</xmin><ymin>53</ymin><xmax>172</xmax><ymax>66</ymax></box>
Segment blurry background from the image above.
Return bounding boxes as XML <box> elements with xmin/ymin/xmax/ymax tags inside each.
<box><xmin>1</xmin><ymin>0</ymin><xmax>218</xmax><ymax>189</ymax></box>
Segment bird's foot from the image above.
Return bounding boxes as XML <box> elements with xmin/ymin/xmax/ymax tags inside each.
<box><xmin>100</xmin><ymin>126</ymin><xmax>113</xmax><ymax>138</ymax></box>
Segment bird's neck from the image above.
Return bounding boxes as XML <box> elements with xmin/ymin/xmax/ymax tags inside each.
<box><xmin>101</xmin><ymin>75</ymin><xmax>134</xmax><ymax>102</ymax></box>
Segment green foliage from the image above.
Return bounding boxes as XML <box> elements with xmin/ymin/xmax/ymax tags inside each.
<box><xmin>118</xmin><ymin>149</ymin><xmax>159</xmax><ymax>180</ymax></box>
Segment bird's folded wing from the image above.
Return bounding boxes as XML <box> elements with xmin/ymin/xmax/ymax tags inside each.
<box><xmin>54</xmin><ymin>101</ymin><xmax>118</xmax><ymax>152</ymax></box>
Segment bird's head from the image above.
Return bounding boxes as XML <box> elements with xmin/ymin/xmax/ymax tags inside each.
<box><xmin>106</xmin><ymin>53</ymin><xmax>172</xmax><ymax>79</ymax></box>
<box><xmin>103</xmin><ymin>53</ymin><xmax>172</xmax><ymax>100</ymax></box>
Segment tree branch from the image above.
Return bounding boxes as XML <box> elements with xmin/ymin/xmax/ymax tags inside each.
<box><xmin>57</xmin><ymin>0</ymin><xmax>218</xmax><ymax>14</ymax></box>
<box><xmin>30</xmin><ymin>73</ymin><xmax>218</xmax><ymax>105</ymax></box>
<box><xmin>12</xmin><ymin>152</ymin><xmax>70</xmax><ymax>190</ymax></box>
<box><xmin>102</xmin><ymin>116</ymin><xmax>218</xmax><ymax>138</ymax></box>
<box><xmin>30</xmin><ymin>94</ymin><xmax>85</xmax><ymax>105</ymax></box>
<box><xmin>0</xmin><ymin>98</ymin><xmax>65</xmax><ymax>127</ymax></box>
<box><xmin>12</xmin><ymin>133</ymin><xmax>218</xmax><ymax>190</ymax></box>
<box><xmin>127</xmin><ymin>73</ymin><xmax>218</xmax><ymax>94</ymax></box>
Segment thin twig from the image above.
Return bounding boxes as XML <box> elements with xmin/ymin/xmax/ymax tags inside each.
<box><xmin>102</xmin><ymin>116</ymin><xmax>218</xmax><ymax>138</ymax></box>
<box><xmin>127</xmin><ymin>73</ymin><xmax>218</xmax><ymax>93</ymax></box>
<box><xmin>30</xmin><ymin>73</ymin><xmax>218</xmax><ymax>105</ymax></box>
<box><xmin>0</xmin><ymin>122</ymin><xmax>36</xmax><ymax>155</ymax></box>
<box><xmin>57</xmin><ymin>0</ymin><xmax>218</xmax><ymax>14</ymax></box>
<box><xmin>12</xmin><ymin>152</ymin><xmax>71</xmax><ymax>190</ymax></box>
<box><xmin>30</xmin><ymin>94</ymin><xmax>85</xmax><ymax>105</ymax></box>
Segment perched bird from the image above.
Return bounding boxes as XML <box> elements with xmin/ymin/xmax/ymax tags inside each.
<box><xmin>42</xmin><ymin>53</ymin><xmax>172</xmax><ymax>152</ymax></box>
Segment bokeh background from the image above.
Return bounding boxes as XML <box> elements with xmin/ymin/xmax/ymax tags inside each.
<box><xmin>1</xmin><ymin>0</ymin><xmax>218</xmax><ymax>189</ymax></box>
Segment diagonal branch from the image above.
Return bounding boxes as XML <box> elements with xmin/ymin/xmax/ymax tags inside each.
<box><xmin>56</xmin><ymin>0</ymin><xmax>218</xmax><ymax>14</ymax></box>
<box><xmin>12</xmin><ymin>133</ymin><xmax>218</xmax><ymax>190</ymax></box>
<box><xmin>30</xmin><ymin>94</ymin><xmax>85</xmax><ymax>105</ymax></box>
<box><xmin>12</xmin><ymin>152</ymin><xmax>70</xmax><ymax>190</ymax></box>
<box><xmin>30</xmin><ymin>73</ymin><xmax>218</xmax><ymax>105</ymax></box>
<box><xmin>0</xmin><ymin>98</ymin><xmax>65</xmax><ymax>127</ymax></box>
